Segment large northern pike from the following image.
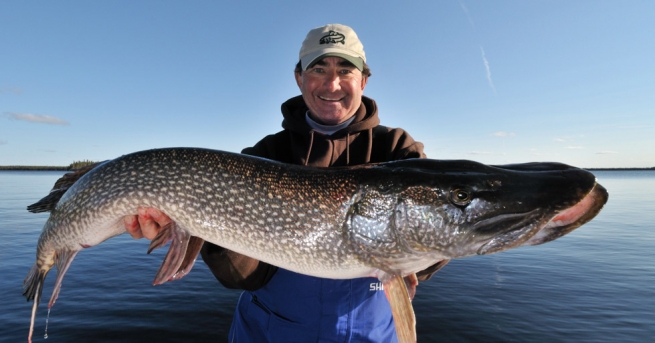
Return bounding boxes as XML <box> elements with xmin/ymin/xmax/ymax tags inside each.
<box><xmin>24</xmin><ymin>148</ymin><xmax>608</xmax><ymax>342</ymax></box>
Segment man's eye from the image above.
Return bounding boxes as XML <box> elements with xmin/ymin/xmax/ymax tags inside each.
<box><xmin>312</xmin><ymin>68</ymin><xmax>324</xmax><ymax>73</ymax></box>
<box><xmin>339</xmin><ymin>69</ymin><xmax>352</xmax><ymax>74</ymax></box>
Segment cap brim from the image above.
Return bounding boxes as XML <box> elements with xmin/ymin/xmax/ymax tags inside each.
<box><xmin>302</xmin><ymin>50</ymin><xmax>364</xmax><ymax>71</ymax></box>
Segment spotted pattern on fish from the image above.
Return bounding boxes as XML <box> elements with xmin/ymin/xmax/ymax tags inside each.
<box><xmin>23</xmin><ymin>147</ymin><xmax>608</xmax><ymax>343</ymax></box>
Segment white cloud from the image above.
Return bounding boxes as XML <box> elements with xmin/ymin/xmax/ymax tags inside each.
<box><xmin>5</xmin><ymin>112</ymin><xmax>70</xmax><ymax>125</ymax></box>
<box><xmin>491</xmin><ymin>131</ymin><xmax>515</xmax><ymax>137</ymax></box>
<box><xmin>0</xmin><ymin>87</ymin><xmax>22</xmax><ymax>95</ymax></box>
<box><xmin>467</xmin><ymin>151</ymin><xmax>495</xmax><ymax>155</ymax></box>
<box><xmin>596</xmin><ymin>151</ymin><xmax>618</xmax><ymax>154</ymax></box>
<box><xmin>565</xmin><ymin>146</ymin><xmax>584</xmax><ymax>150</ymax></box>
<box><xmin>553</xmin><ymin>138</ymin><xmax>567</xmax><ymax>142</ymax></box>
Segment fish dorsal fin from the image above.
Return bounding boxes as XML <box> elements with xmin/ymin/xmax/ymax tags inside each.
<box><xmin>27</xmin><ymin>162</ymin><xmax>104</xmax><ymax>213</ymax></box>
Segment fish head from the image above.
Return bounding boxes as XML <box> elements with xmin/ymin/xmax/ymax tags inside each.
<box><xmin>364</xmin><ymin>159</ymin><xmax>608</xmax><ymax>261</ymax></box>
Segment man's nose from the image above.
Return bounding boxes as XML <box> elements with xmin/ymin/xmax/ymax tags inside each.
<box><xmin>322</xmin><ymin>71</ymin><xmax>341</xmax><ymax>90</ymax></box>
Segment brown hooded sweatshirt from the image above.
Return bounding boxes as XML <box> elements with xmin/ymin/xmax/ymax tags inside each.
<box><xmin>200</xmin><ymin>95</ymin><xmax>444</xmax><ymax>291</ymax></box>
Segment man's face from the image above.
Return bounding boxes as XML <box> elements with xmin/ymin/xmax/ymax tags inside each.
<box><xmin>295</xmin><ymin>56</ymin><xmax>368</xmax><ymax>125</ymax></box>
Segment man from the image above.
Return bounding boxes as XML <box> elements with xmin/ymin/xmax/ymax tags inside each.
<box><xmin>125</xmin><ymin>24</ymin><xmax>441</xmax><ymax>342</ymax></box>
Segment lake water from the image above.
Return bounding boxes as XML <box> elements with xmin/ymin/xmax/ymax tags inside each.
<box><xmin>0</xmin><ymin>170</ymin><xmax>653</xmax><ymax>343</ymax></box>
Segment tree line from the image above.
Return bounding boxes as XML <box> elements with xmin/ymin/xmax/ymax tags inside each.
<box><xmin>0</xmin><ymin>160</ymin><xmax>99</xmax><ymax>171</ymax></box>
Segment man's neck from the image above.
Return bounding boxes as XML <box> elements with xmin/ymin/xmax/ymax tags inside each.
<box><xmin>305</xmin><ymin>112</ymin><xmax>355</xmax><ymax>135</ymax></box>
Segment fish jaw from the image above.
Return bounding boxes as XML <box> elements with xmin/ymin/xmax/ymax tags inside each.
<box><xmin>523</xmin><ymin>182</ymin><xmax>608</xmax><ymax>246</ymax></box>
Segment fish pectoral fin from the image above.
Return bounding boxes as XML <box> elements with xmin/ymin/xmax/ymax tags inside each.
<box><xmin>403</xmin><ymin>273</ymin><xmax>419</xmax><ymax>301</ymax></box>
<box><xmin>168</xmin><ymin>236</ymin><xmax>205</xmax><ymax>282</ymax></box>
<box><xmin>384</xmin><ymin>274</ymin><xmax>417</xmax><ymax>343</ymax></box>
<box><xmin>151</xmin><ymin>222</ymin><xmax>191</xmax><ymax>285</ymax></box>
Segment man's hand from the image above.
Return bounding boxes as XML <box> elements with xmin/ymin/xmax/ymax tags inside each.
<box><xmin>124</xmin><ymin>207</ymin><xmax>171</xmax><ymax>240</ymax></box>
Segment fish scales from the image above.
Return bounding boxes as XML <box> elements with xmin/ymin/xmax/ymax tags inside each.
<box><xmin>24</xmin><ymin>147</ymin><xmax>608</xmax><ymax>343</ymax></box>
<box><xmin>39</xmin><ymin>149</ymin><xmax>371</xmax><ymax>276</ymax></box>
<box><xmin>30</xmin><ymin>148</ymin><xmax>610</xmax><ymax>279</ymax></box>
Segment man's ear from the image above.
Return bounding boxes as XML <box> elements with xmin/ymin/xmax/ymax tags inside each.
<box><xmin>295</xmin><ymin>71</ymin><xmax>303</xmax><ymax>88</ymax></box>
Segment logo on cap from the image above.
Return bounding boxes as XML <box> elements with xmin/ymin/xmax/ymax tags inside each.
<box><xmin>319</xmin><ymin>31</ymin><xmax>345</xmax><ymax>45</ymax></box>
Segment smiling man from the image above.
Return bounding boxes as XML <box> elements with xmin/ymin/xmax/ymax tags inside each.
<box><xmin>297</xmin><ymin>56</ymin><xmax>367</xmax><ymax>125</ymax></box>
<box><xmin>125</xmin><ymin>24</ymin><xmax>442</xmax><ymax>342</ymax></box>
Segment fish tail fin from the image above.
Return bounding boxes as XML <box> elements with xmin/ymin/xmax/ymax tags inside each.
<box><xmin>23</xmin><ymin>263</ymin><xmax>46</xmax><ymax>303</ymax></box>
<box><xmin>23</xmin><ymin>249</ymin><xmax>79</xmax><ymax>342</ymax></box>
<box><xmin>149</xmin><ymin>222</ymin><xmax>197</xmax><ymax>285</ymax></box>
<box><xmin>23</xmin><ymin>264</ymin><xmax>47</xmax><ymax>343</ymax></box>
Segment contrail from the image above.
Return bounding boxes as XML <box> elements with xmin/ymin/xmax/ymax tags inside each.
<box><xmin>480</xmin><ymin>47</ymin><xmax>496</xmax><ymax>94</ymax></box>
<box><xmin>457</xmin><ymin>1</ymin><xmax>497</xmax><ymax>94</ymax></box>
<box><xmin>458</xmin><ymin>0</ymin><xmax>476</xmax><ymax>31</ymax></box>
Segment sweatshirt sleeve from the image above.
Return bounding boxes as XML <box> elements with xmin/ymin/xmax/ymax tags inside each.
<box><xmin>377</xmin><ymin>127</ymin><xmax>427</xmax><ymax>161</ymax></box>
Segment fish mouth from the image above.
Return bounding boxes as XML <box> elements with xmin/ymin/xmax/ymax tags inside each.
<box><xmin>463</xmin><ymin>163</ymin><xmax>607</xmax><ymax>255</ymax></box>
<box><xmin>522</xmin><ymin>182</ymin><xmax>608</xmax><ymax>246</ymax></box>
<box><xmin>472</xmin><ymin>181</ymin><xmax>608</xmax><ymax>255</ymax></box>
<box><xmin>473</xmin><ymin>208</ymin><xmax>545</xmax><ymax>255</ymax></box>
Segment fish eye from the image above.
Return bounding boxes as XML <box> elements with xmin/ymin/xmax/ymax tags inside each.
<box><xmin>450</xmin><ymin>188</ymin><xmax>471</xmax><ymax>206</ymax></box>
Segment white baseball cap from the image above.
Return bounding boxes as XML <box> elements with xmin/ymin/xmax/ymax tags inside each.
<box><xmin>299</xmin><ymin>24</ymin><xmax>366</xmax><ymax>71</ymax></box>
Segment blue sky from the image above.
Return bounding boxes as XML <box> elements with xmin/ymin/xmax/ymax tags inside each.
<box><xmin>1</xmin><ymin>1</ymin><xmax>653</xmax><ymax>168</ymax></box>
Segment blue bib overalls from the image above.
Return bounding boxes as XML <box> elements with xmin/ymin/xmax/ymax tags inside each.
<box><xmin>228</xmin><ymin>268</ymin><xmax>398</xmax><ymax>343</ymax></box>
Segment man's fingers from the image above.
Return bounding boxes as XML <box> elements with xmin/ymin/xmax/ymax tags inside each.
<box><xmin>124</xmin><ymin>207</ymin><xmax>172</xmax><ymax>241</ymax></box>
<box><xmin>137</xmin><ymin>207</ymin><xmax>160</xmax><ymax>240</ymax></box>
<box><xmin>146</xmin><ymin>207</ymin><xmax>172</xmax><ymax>227</ymax></box>
<box><xmin>124</xmin><ymin>215</ymin><xmax>143</xmax><ymax>239</ymax></box>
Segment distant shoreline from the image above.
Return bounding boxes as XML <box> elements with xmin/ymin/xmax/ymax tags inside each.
<box><xmin>1</xmin><ymin>166</ymin><xmax>654</xmax><ymax>171</ymax></box>
<box><xmin>0</xmin><ymin>166</ymin><xmax>71</xmax><ymax>171</ymax></box>
<box><xmin>587</xmin><ymin>168</ymin><xmax>655</xmax><ymax>171</ymax></box>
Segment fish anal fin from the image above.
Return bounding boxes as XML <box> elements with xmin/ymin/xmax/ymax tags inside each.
<box><xmin>384</xmin><ymin>274</ymin><xmax>417</xmax><ymax>343</ymax></box>
<box><xmin>48</xmin><ymin>250</ymin><xmax>79</xmax><ymax>308</ymax></box>
<box><xmin>169</xmin><ymin>236</ymin><xmax>204</xmax><ymax>282</ymax></box>
<box><xmin>151</xmin><ymin>222</ymin><xmax>191</xmax><ymax>285</ymax></box>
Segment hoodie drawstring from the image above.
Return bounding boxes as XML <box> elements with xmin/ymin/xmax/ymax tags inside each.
<box><xmin>304</xmin><ymin>131</ymin><xmax>314</xmax><ymax>166</ymax></box>
<box><xmin>346</xmin><ymin>133</ymin><xmax>350</xmax><ymax>165</ymax></box>
<box><xmin>365</xmin><ymin>128</ymin><xmax>373</xmax><ymax>164</ymax></box>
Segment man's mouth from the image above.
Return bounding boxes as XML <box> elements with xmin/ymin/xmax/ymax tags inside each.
<box><xmin>318</xmin><ymin>95</ymin><xmax>344</xmax><ymax>102</ymax></box>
